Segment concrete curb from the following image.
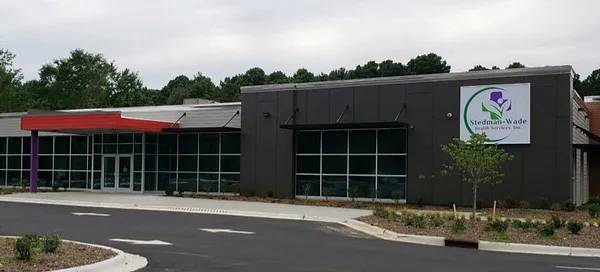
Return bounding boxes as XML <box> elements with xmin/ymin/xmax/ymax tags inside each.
<box><xmin>0</xmin><ymin>236</ymin><xmax>147</xmax><ymax>272</ymax></box>
<box><xmin>339</xmin><ymin>219</ymin><xmax>445</xmax><ymax>246</ymax></box>
<box><xmin>479</xmin><ymin>241</ymin><xmax>600</xmax><ymax>257</ymax></box>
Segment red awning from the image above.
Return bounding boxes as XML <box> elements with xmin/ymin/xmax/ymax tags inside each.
<box><xmin>21</xmin><ymin>112</ymin><xmax>178</xmax><ymax>133</ymax></box>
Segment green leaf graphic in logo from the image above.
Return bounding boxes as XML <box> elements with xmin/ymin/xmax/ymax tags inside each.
<box><xmin>481</xmin><ymin>102</ymin><xmax>502</xmax><ymax>120</ymax></box>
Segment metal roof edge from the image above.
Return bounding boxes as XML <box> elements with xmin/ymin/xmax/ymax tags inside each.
<box><xmin>241</xmin><ymin>65</ymin><xmax>574</xmax><ymax>94</ymax></box>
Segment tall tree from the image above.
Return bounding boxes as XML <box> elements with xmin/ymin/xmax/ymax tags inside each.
<box><xmin>292</xmin><ymin>68</ymin><xmax>315</xmax><ymax>83</ymax></box>
<box><xmin>328</xmin><ymin>67</ymin><xmax>350</xmax><ymax>80</ymax></box>
<box><xmin>506</xmin><ymin>62</ymin><xmax>526</xmax><ymax>69</ymax></box>
<box><xmin>0</xmin><ymin>49</ymin><xmax>24</xmax><ymax>113</ymax></box>
<box><xmin>378</xmin><ymin>59</ymin><xmax>406</xmax><ymax>76</ymax></box>
<box><xmin>406</xmin><ymin>53</ymin><xmax>451</xmax><ymax>75</ymax></box>
<box><xmin>469</xmin><ymin>65</ymin><xmax>489</xmax><ymax>71</ymax></box>
<box><xmin>266</xmin><ymin>71</ymin><xmax>290</xmax><ymax>84</ymax></box>
<box><xmin>110</xmin><ymin>69</ymin><xmax>156</xmax><ymax>107</ymax></box>
<box><xmin>579</xmin><ymin>69</ymin><xmax>600</xmax><ymax>97</ymax></box>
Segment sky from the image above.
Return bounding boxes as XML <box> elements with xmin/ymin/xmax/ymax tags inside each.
<box><xmin>1</xmin><ymin>0</ymin><xmax>599</xmax><ymax>89</ymax></box>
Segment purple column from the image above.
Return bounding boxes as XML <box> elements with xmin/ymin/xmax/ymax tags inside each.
<box><xmin>30</xmin><ymin>130</ymin><xmax>39</xmax><ymax>193</ymax></box>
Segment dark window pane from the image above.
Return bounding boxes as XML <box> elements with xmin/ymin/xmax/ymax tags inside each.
<box><xmin>178</xmin><ymin>134</ymin><xmax>198</xmax><ymax>154</ymax></box>
<box><xmin>134</xmin><ymin>133</ymin><xmax>143</xmax><ymax>143</ymax></box>
<box><xmin>378</xmin><ymin>155</ymin><xmax>406</xmax><ymax>175</ymax></box>
<box><xmin>23</xmin><ymin>137</ymin><xmax>30</xmax><ymax>154</ymax></box>
<box><xmin>296</xmin><ymin>155</ymin><xmax>319</xmax><ymax>174</ymax></box>
<box><xmin>7</xmin><ymin>171</ymin><xmax>21</xmax><ymax>186</ymax></box>
<box><xmin>22</xmin><ymin>155</ymin><xmax>30</xmax><ymax>170</ymax></box>
<box><xmin>349</xmin><ymin>176</ymin><xmax>375</xmax><ymax>198</ymax></box>
<box><xmin>198</xmin><ymin>156</ymin><xmax>218</xmax><ymax>172</ymax></box>
<box><xmin>157</xmin><ymin>172</ymin><xmax>175</xmax><ymax>190</ymax></box>
<box><xmin>198</xmin><ymin>173</ymin><xmax>218</xmax><ymax>192</ymax></box>
<box><xmin>118</xmin><ymin>133</ymin><xmax>133</xmax><ymax>143</ymax></box>
<box><xmin>103</xmin><ymin>134</ymin><xmax>117</xmax><ymax>143</ymax></box>
<box><xmin>103</xmin><ymin>144</ymin><xmax>117</xmax><ymax>154</ymax></box>
<box><xmin>8</xmin><ymin>138</ymin><xmax>21</xmax><ymax>154</ymax></box>
<box><xmin>93</xmin><ymin>144</ymin><xmax>102</xmax><ymax>153</ymax></box>
<box><xmin>134</xmin><ymin>155</ymin><xmax>142</xmax><ymax>171</ymax></box>
<box><xmin>349</xmin><ymin>130</ymin><xmax>375</xmax><ymax>153</ymax></box>
<box><xmin>71</xmin><ymin>136</ymin><xmax>88</xmax><ymax>154</ymax></box>
<box><xmin>54</xmin><ymin>171</ymin><xmax>69</xmax><ymax>186</ymax></box>
<box><xmin>0</xmin><ymin>156</ymin><xmax>5</xmax><ymax>169</ymax></box>
<box><xmin>93</xmin><ymin>134</ymin><xmax>102</xmax><ymax>143</ymax></box>
<box><xmin>40</xmin><ymin>137</ymin><xmax>53</xmax><ymax>154</ymax></box>
<box><xmin>145</xmin><ymin>134</ymin><xmax>157</xmax><ymax>143</ymax></box>
<box><xmin>0</xmin><ymin>138</ymin><xmax>5</xmax><ymax>154</ymax></box>
<box><xmin>39</xmin><ymin>156</ymin><xmax>52</xmax><ymax>170</ymax></box>
<box><xmin>198</xmin><ymin>134</ymin><xmax>219</xmax><ymax>154</ymax></box>
<box><xmin>322</xmin><ymin>155</ymin><xmax>346</xmax><ymax>174</ymax></box>
<box><xmin>7</xmin><ymin>156</ymin><xmax>20</xmax><ymax>169</ymax></box>
<box><xmin>322</xmin><ymin>131</ymin><xmax>347</xmax><ymax>154</ymax></box>
<box><xmin>178</xmin><ymin>173</ymin><xmax>197</xmax><ymax>192</ymax></box>
<box><xmin>349</xmin><ymin>156</ymin><xmax>375</xmax><ymax>174</ymax></box>
<box><xmin>93</xmin><ymin>155</ymin><xmax>101</xmax><ymax>171</ymax></box>
<box><xmin>220</xmin><ymin>174</ymin><xmax>240</xmax><ymax>193</ymax></box>
<box><xmin>54</xmin><ymin>156</ymin><xmax>69</xmax><ymax>170</ymax></box>
<box><xmin>92</xmin><ymin>172</ymin><xmax>101</xmax><ymax>189</ymax></box>
<box><xmin>297</xmin><ymin>131</ymin><xmax>320</xmax><ymax>154</ymax></box>
<box><xmin>134</xmin><ymin>144</ymin><xmax>142</xmax><ymax>153</ymax></box>
<box><xmin>158</xmin><ymin>134</ymin><xmax>177</xmax><ymax>154</ymax></box>
<box><xmin>322</xmin><ymin>175</ymin><xmax>347</xmax><ymax>197</ymax></box>
<box><xmin>72</xmin><ymin>156</ymin><xmax>87</xmax><ymax>170</ymax></box>
<box><xmin>145</xmin><ymin>155</ymin><xmax>156</xmax><ymax>171</ymax></box>
<box><xmin>0</xmin><ymin>170</ymin><xmax>4</xmax><ymax>186</ymax></box>
<box><xmin>377</xmin><ymin>177</ymin><xmax>406</xmax><ymax>199</ymax></box>
<box><xmin>145</xmin><ymin>143</ymin><xmax>157</xmax><ymax>154</ymax></box>
<box><xmin>39</xmin><ymin>171</ymin><xmax>52</xmax><ymax>187</ymax></box>
<box><xmin>220</xmin><ymin>155</ymin><xmax>240</xmax><ymax>172</ymax></box>
<box><xmin>118</xmin><ymin>144</ymin><xmax>133</xmax><ymax>154</ymax></box>
<box><xmin>133</xmin><ymin>173</ymin><xmax>142</xmax><ymax>191</ymax></box>
<box><xmin>144</xmin><ymin>172</ymin><xmax>156</xmax><ymax>191</ymax></box>
<box><xmin>178</xmin><ymin>155</ymin><xmax>197</xmax><ymax>172</ymax></box>
<box><xmin>296</xmin><ymin>175</ymin><xmax>320</xmax><ymax>196</ymax></box>
<box><xmin>221</xmin><ymin>133</ymin><xmax>240</xmax><ymax>154</ymax></box>
<box><xmin>158</xmin><ymin>155</ymin><xmax>176</xmax><ymax>171</ymax></box>
<box><xmin>54</xmin><ymin>136</ymin><xmax>70</xmax><ymax>154</ymax></box>
<box><xmin>70</xmin><ymin>172</ymin><xmax>87</xmax><ymax>188</ymax></box>
<box><xmin>378</xmin><ymin>129</ymin><xmax>406</xmax><ymax>154</ymax></box>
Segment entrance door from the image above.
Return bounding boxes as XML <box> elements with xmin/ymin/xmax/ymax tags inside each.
<box><xmin>102</xmin><ymin>155</ymin><xmax>133</xmax><ymax>192</ymax></box>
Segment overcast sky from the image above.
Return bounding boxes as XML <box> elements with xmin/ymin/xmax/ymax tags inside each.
<box><xmin>1</xmin><ymin>0</ymin><xmax>599</xmax><ymax>89</ymax></box>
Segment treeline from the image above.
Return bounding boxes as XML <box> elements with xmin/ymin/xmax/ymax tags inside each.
<box><xmin>0</xmin><ymin>48</ymin><xmax>598</xmax><ymax>113</ymax></box>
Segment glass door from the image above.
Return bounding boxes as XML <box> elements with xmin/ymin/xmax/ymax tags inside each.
<box><xmin>117</xmin><ymin>156</ymin><xmax>132</xmax><ymax>191</ymax></box>
<box><xmin>102</xmin><ymin>155</ymin><xmax>133</xmax><ymax>192</ymax></box>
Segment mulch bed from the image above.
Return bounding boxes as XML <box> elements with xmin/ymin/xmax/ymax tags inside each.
<box><xmin>360</xmin><ymin>215</ymin><xmax>600</xmax><ymax>248</ymax></box>
<box><xmin>0</xmin><ymin>238</ymin><xmax>116</xmax><ymax>272</ymax></box>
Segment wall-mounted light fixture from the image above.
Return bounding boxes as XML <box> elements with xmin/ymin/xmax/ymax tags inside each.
<box><xmin>446</xmin><ymin>112</ymin><xmax>453</xmax><ymax>119</ymax></box>
<box><xmin>263</xmin><ymin>112</ymin><xmax>271</xmax><ymax>118</ymax></box>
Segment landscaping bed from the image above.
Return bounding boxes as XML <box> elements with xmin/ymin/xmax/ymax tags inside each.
<box><xmin>0</xmin><ymin>236</ymin><xmax>115</xmax><ymax>272</ymax></box>
<box><xmin>359</xmin><ymin>207</ymin><xmax>600</xmax><ymax>249</ymax></box>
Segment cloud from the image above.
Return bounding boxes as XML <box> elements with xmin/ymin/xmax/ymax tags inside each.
<box><xmin>0</xmin><ymin>0</ymin><xmax>599</xmax><ymax>88</ymax></box>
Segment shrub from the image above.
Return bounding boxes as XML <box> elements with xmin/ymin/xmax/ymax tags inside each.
<box><xmin>404</xmin><ymin>213</ymin><xmax>426</xmax><ymax>228</ymax></box>
<box><xmin>505</xmin><ymin>199</ymin><xmax>518</xmax><ymax>209</ymax></box>
<box><xmin>589</xmin><ymin>204</ymin><xmax>600</xmax><ymax>218</ymax></box>
<box><xmin>512</xmin><ymin>219</ymin><xmax>537</xmax><ymax>230</ymax></box>
<box><xmin>42</xmin><ymin>234</ymin><xmax>62</xmax><ymax>253</ymax></box>
<box><xmin>518</xmin><ymin>200</ymin><xmax>530</xmax><ymax>209</ymax></box>
<box><xmin>588</xmin><ymin>196</ymin><xmax>600</xmax><ymax>205</ymax></box>
<box><xmin>62</xmin><ymin>182</ymin><xmax>68</xmax><ymax>191</ymax></box>
<box><xmin>550</xmin><ymin>216</ymin><xmax>564</xmax><ymax>229</ymax></box>
<box><xmin>539</xmin><ymin>223</ymin><xmax>555</xmax><ymax>238</ymax></box>
<box><xmin>562</xmin><ymin>201</ymin><xmax>576</xmax><ymax>212</ymax></box>
<box><xmin>14</xmin><ymin>235</ymin><xmax>40</xmax><ymax>261</ymax></box>
<box><xmin>550</xmin><ymin>202</ymin><xmax>562</xmax><ymax>211</ymax></box>
<box><xmin>427</xmin><ymin>213</ymin><xmax>445</xmax><ymax>227</ymax></box>
<box><xmin>567</xmin><ymin>221</ymin><xmax>584</xmax><ymax>235</ymax></box>
<box><xmin>165</xmin><ymin>186</ymin><xmax>174</xmax><ymax>196</ymax></box>
<box><xmin>487</xmin><ymin>219</ymin><xmax>509</xmax><ymax>233</ymax></box>
<box><xmin>373</xmin><ymin>206</ymin><xmax>396</xmax><ymax>219</ymax></box>
<box><xmin>453</xmin><ymin>216</ymin><xmax>466</xmax><ymax>234</ymax></box>
<box><xmin>496</xmin><ymin>200</ymin><xmax>507</xmax><ymax>209</ymax></box>
<box><xmin>391</xmin><ymin>191</ymin><xmax>402</xmax><ymax>205</ymax></box>
<box><xmin>177</xmin><ymin>187</ymin><xmax>185</xmax><ymax>197</ymax></box>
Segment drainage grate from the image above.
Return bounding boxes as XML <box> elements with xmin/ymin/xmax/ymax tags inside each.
<box><xmin>444</xmin><ymin>238</ymin><xmax>479</xmax><ymax>249</ymax></box>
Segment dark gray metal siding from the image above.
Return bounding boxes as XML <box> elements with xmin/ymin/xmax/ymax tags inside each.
<box><xmin>241</xmin><ymin>72</ymin><xmax>573</xmax><ymax>206</ymax></box>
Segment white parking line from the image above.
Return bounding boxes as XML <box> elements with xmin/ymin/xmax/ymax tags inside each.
<box><xmin>556</xmin><ymin>266</ymin><xmax>600</xmax><ymax>271</ymax></box>
<box><xmin>110</xmin><ymin>238</ymin><xmax>172</xmax><ymax>245</ymax></box>
<box><xmin>199</xmin><ymin>228</ymin><xmax>255</xmax><ymax>234</ymax></box>
<box><xmin>72</xmin><ymin>212</ymin><xmax>111</xmax><ymax>217</ymax></box>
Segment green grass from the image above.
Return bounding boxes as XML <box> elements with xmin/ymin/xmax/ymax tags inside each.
<box><xmin>487</xmin><ymin>231</ymin><xmax>510</xmax><ymax>242</ymax></box>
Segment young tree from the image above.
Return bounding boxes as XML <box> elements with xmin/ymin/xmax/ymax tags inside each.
<box><xmin>441</xmin><ymin>133</ymin><xmax>513</xmax><ymax>218</ymax></box>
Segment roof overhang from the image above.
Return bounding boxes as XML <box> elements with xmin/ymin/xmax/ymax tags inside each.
<box><xmin>280</xmin><ymin>121</ymin><xmax>409</xmax><ymax>130</ymax></box>
<box><xmin>21</xmin><ymin>112</ymin><xmax>177</xmax><ymax>133</ymax></box>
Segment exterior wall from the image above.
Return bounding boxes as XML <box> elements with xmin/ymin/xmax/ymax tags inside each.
<box><xmin>241</xmin><ymin>72</ymin><xmax>574</xmax><ymax>206</ymax></box>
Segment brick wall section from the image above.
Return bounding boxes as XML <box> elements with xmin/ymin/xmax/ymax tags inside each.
<box><xmin>585</xmin><ymin>101</ymin><xmax>600</xmax><ymax>143</ymax></box>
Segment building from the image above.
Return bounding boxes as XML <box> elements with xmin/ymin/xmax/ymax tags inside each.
<box><xmin>0</xmin><ymin>65</ymin><xmax>598</xmax><ymax>207</ymax></box>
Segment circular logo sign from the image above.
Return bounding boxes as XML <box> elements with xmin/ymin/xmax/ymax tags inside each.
<box><xmin>463</xmin><ymin>87</ymin><xmax>515</xmax><ymax>142</ymax></box>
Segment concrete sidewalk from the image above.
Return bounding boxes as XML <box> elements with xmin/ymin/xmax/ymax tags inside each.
<box><xmin>0</xmin><ymin>192</ymin><xmax>371</xmax><ymax>222</ymax></box>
